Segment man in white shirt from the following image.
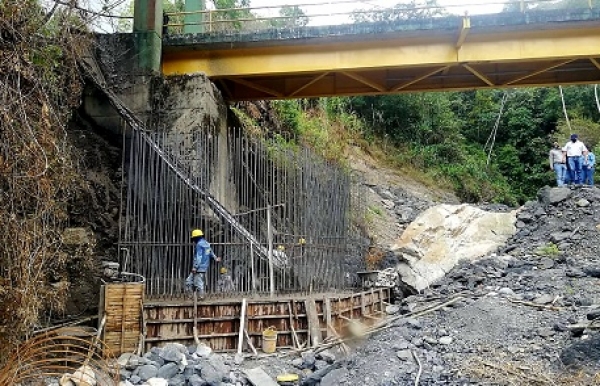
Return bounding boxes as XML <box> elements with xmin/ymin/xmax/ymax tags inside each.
<box><xmin>562</xmin><ymin>134</ymin><xmax>588</xmax><ymax>185</ymax></box>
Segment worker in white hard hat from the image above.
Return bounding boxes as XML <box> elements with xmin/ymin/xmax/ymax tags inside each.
<box><xmin>185</xmin><ymin>229</ymin><xmax>221</xmax><ymax>298</ymax></box>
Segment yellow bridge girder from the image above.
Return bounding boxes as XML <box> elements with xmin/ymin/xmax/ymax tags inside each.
<box><xmin>162</xmin><ymin>19</ymin><xmax>600</xmax><ymax>100</ymax></box>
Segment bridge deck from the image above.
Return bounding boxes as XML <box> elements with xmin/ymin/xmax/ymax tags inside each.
<box><xmin>162</xmin><ymin>9</ymin><xmax>600</xmax><ymax>100</ymax></box>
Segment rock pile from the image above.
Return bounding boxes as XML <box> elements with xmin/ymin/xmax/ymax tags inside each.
<box><xmin>108</xmin><ymin>343</ymin><xmax>341</xmax><ymax>386</ymax></box>
<box><xmin>506</xmin><ymin>185</ymin><xmax>600</xmax><ymax>259</ymax></box>
<box><xmin>245</xmin><ymin>186</ymin><xmax>600</xmax><ymax>385</ymax></box>
<box><xmin>113</xmin><ymin>344</ymin><xmax>237</xmax><ymax>386</ymax></box>
<box><xmin>60</xmin><ymin>186</ymin><xmax>600</xmax><ymax>386</ymax></box>
<box><xmin>333</xmin><ymin>186</ymin><xmax>600</xmax><ymax>385</ymax></box>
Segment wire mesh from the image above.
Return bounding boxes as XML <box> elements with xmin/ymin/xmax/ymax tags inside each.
<box><xmin>119</xmin><ymin>126</ymin><xmax>362</xmax><ymax>298</ymax></box>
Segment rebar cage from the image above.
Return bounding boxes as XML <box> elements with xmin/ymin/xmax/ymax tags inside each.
<box><xmin>119</xmin><ymin>125</ymin><xmax>365</xmax><ymax>297</ymax></box>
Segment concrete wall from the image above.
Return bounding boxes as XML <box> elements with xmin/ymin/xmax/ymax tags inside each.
<box><xmin>153</xmin><ymin>74</ymin><xmax>239</xmax><ymax>212</ymax></box>
<box><xmin>83</xmin><ymin>33</ymin><xmax>238</xmax><ymax>214</ymax></box>
<box><xmin>83</xmin><ymin>33</ymin><xmax>155</xmax><ymax>136</ymax></box>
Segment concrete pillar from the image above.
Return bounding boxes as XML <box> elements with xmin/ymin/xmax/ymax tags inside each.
<box><xmin>133</xmin><ymin>0</ymin><xmax>163</xmax><ymax>73</ymax></box>
<box><xmin>184</xmin><ymin>0</ymin><xmax>206</xmax><ymax>34</ymax></box>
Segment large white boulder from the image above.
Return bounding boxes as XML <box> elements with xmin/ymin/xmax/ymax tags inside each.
<box><xmin>391</xmin><ymin>204</ymin><xmax>517</xmax><ymax>291</ymax></box>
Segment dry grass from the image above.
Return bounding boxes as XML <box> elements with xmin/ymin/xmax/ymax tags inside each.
<box><xmin>365</xmin><ymin>246</ymin><xmax>385</xmax><ymax>270</ymax></box>
<box><xmin>0</xmin><ymin>0</ymin><xmax>93</xmax><ymax>363</ymax></box>
<box><xmin>465</xmin><ymin>357</ymin><xmax>600</xmax><ymax>386</ymax></box>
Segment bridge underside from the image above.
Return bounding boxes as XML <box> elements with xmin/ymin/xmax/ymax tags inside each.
<box><xmin>162</xmin><ymin>16</ymin><xmax>600</xmax><ymax>100</ymax></box>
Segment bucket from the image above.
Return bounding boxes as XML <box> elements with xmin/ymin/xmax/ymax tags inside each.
<box><xmin>262</xmin><ymin>326</ymin><xmax>278</xmax><ymax>354</ymax></box>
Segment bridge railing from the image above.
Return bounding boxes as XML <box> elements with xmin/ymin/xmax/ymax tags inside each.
<box><xmin>164</xmin><ymin>0</ymin><xmax>596</xmax><ymax>35</ymax></box>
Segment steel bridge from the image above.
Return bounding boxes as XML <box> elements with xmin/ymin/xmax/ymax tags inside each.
<box><xmin>135</xmin><ymin>1</ymin><xmax>600</xmax><ymax>99</ymax></box>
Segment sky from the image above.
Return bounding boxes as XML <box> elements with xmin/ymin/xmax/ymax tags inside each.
<box><xmin>83</xmin><ymin>0</ymin><xmax>508</xmax><ymax>32</ymax></box>
<box><xmin>246</xmin><ymin>0</ymin><xmax>506</xmax><ymax>25</ymax></box>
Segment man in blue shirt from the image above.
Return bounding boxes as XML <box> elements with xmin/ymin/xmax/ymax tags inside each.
<box><xmin>584</xmin><ymin>151</ymin><xmax>596</xmax><ymax>186</ymax></box>
<box><xmin>186</xmin><ymin>229</ymin><xmax>220</xmax><ymax>298</ymax></box>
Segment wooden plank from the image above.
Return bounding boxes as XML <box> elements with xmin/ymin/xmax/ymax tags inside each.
<box><xmin>238</xmin><ymin>298</ymin><xmax>247</xmax><ymax>354</ymax></box>
<box><xmin>244</xmin><ymin>368</ymin><xmax>279</xmax><ymax>386</ymax></box>
<box><xmin>287</xmin><ymin>301</ymin><xmax>300</xmax><ymax>349</ymax></box>
<box><xmin>102</xmin><ymin>283</ymin><xmax>144</xmax><ymax>356</ymax></box>
<box><xmin>119</xmin><ymin>284</ymin><xmax>127</xmax><ymax>354</ymax></box>
<box><xmin>305</xmin><ymin>299</ymin><xmax>321</xmax><ymax>347</ymax></box>
<box><xmin>98</xmin><ymin>285</ymin><xmax>105</xmax><ymax>341</ymax></box>
<box><xmin>244</xmin><ymin>328</ymin><xmax>258</xmax><ymax>356</ymax></box>
<box><xmin>360</xmin><ymin>292</ymin><xmax>366</xmax><ymax>317</ymax></box>
<box><xmin>144</xmin><ymin>329</ymin><xmax>310</xmax><ymax>341</ymax></box>
<box><xmin>324</xmin><ymin>297</ymin><xmax>332</xmax><ymax>338</ymax></box>
<box><xmin>140</xmin><ymin>290</ymin><xmax>388</xmax><ymax>352</ymax></box>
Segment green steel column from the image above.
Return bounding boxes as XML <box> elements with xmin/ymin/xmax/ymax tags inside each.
<box><xmin>184</xmin><ymin>0</ymin><xmax>206</xmax><ymax>34</ymax></box>
<box><xmin>133</xmin><ymin>0</ymin><xmax>163</xmax><ymax>73</ymax></box>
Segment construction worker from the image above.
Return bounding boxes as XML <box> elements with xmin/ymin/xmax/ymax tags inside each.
<box><xmin>186</xmin><ymin>229</ymin><xmax>220</xmax><ymax>298</ymax></box>
<box><xmin>273</xmin><ymin>244</ymin><xmax>288</xmax><ymax>265</ymax></box>
<box><xmin>217</xmin><ymin>267</ymin><xmax>235</xmax><ymax>293</ymax></box>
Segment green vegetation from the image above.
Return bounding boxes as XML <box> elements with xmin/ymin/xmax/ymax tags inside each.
<box><xmin>268</xmin><ymin>99</ymin><xmax>363</xmax><ymax>163</ymax></box>
<box><xmin>535</xmin><ymin>242</ymin><xmax>561</xmax><ymax>257</ymax></box>
<box><xmin>368</xmin><ymin>205</ymin><xmax>384</xmax><ymax>216</ymax></box>
<box><xmin>352</xmin><ymin>0</ymin><xmax>448</xmax><ymax>22</ymax></box>
<box><xmin>236</xmin><ymin>85</ymin><xmax>600</xmax><ymax>206</ymax></box>
<box><xmin>121</xmin><ymin>0</ymin><xmax>307</xmax><ymax>32</ymax></box>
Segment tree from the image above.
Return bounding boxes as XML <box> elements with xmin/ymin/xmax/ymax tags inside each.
<box><xmin>210</xmin><ymin>0</ymin><xmax>252</xmax><ymax>30</ymax></box>
<box><xmin>505</xmin><ymin>0</ymin><xmax>600</xmax><ymax>12</ymax></box>
<box><xmin>269</xmin><ymin>5</ymin><xmax>308</xmax><ymax>28</ymax></box>
<box><xmin>352</xmin><ymin>0</ymin><xmax>448</xmax><ymax>23</ymax></box>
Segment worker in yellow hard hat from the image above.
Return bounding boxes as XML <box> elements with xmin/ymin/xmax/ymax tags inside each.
<box><xmin>272</xmin><ymin>244</ymin><xmax>288</xmax><ymax>266</ymax></box>
<box><xmin>217</xmin><ymin>266</ymin><xmax>235</xmax><ymax>292</ymax></box>
<box><xmin>185</xmin><ymin>229</ymin><xmax>221</xmax><ymax>299</ymax></box>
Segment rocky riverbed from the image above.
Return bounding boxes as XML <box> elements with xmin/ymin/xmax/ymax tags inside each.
<box><xmin>54</xmin><ymin>186</ymin><xmax>600</xmax><ymax>386</ymax></box>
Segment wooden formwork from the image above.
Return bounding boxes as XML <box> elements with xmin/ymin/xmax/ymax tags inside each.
<box><xmin>143</xmin><ymin>288</ymin><xmax>390</xmax><ymax>352</ymax></box>
<box><xmin>100</xmin><ymin>282</ymin><xmax>144</xmax><ymax>356</ymax></box>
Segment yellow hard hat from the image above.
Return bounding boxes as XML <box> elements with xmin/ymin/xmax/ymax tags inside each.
<box><xmin>277</xmin><ymin>245</ymin><xmax>285</xmax><ymax>251</ymax></box>
<box><xmin>299</xmin><ymin>237</ymin><xmax>306</xmax><ymax>245</ymax></box>
<box><xmin>220</xmin><ymin>267</ymin><xmax>228</xmax><ymax>274</ymax></box>
<box><xmin>191</xmin><ymin>229</ymin><xmax>204</xmax><ymax>238</ymax></box>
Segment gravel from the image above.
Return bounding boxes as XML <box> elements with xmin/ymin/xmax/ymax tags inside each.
<box><xmin>105</xmin><ymin>186</ymin><xmax>600</xmax><ymax>386</ymax></box>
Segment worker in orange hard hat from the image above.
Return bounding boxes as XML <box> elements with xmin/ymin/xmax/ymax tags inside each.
<box><xmin>185</xmin><ymin>229</ymin><xmax>221</xmax><ymax>299</ymax></box>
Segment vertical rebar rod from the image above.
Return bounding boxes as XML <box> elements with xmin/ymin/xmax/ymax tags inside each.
<box><xmin>267</xmin><ymin>204</ymin><xmax>274</xmax><ymax>298</ymax></box>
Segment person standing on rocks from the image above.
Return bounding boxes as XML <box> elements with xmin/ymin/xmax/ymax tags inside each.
<box><xmin>562</xmin><ymin>134</ymin><xmax>588</xmax><ymax>185</ymax></box>
<box><xmin>186</xmin><ymin>229</ymin><xmax>221</xmax><ymax>299</ymax></box>
<box><xmin>549</xmin><ymin>141</ymin><xmax>566</xmax><ymax>186</ymax></box>
<box><xmin>584</xmin><ymin>150</ymin><xmax>596</xmax><ymax>186</ymax></box>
